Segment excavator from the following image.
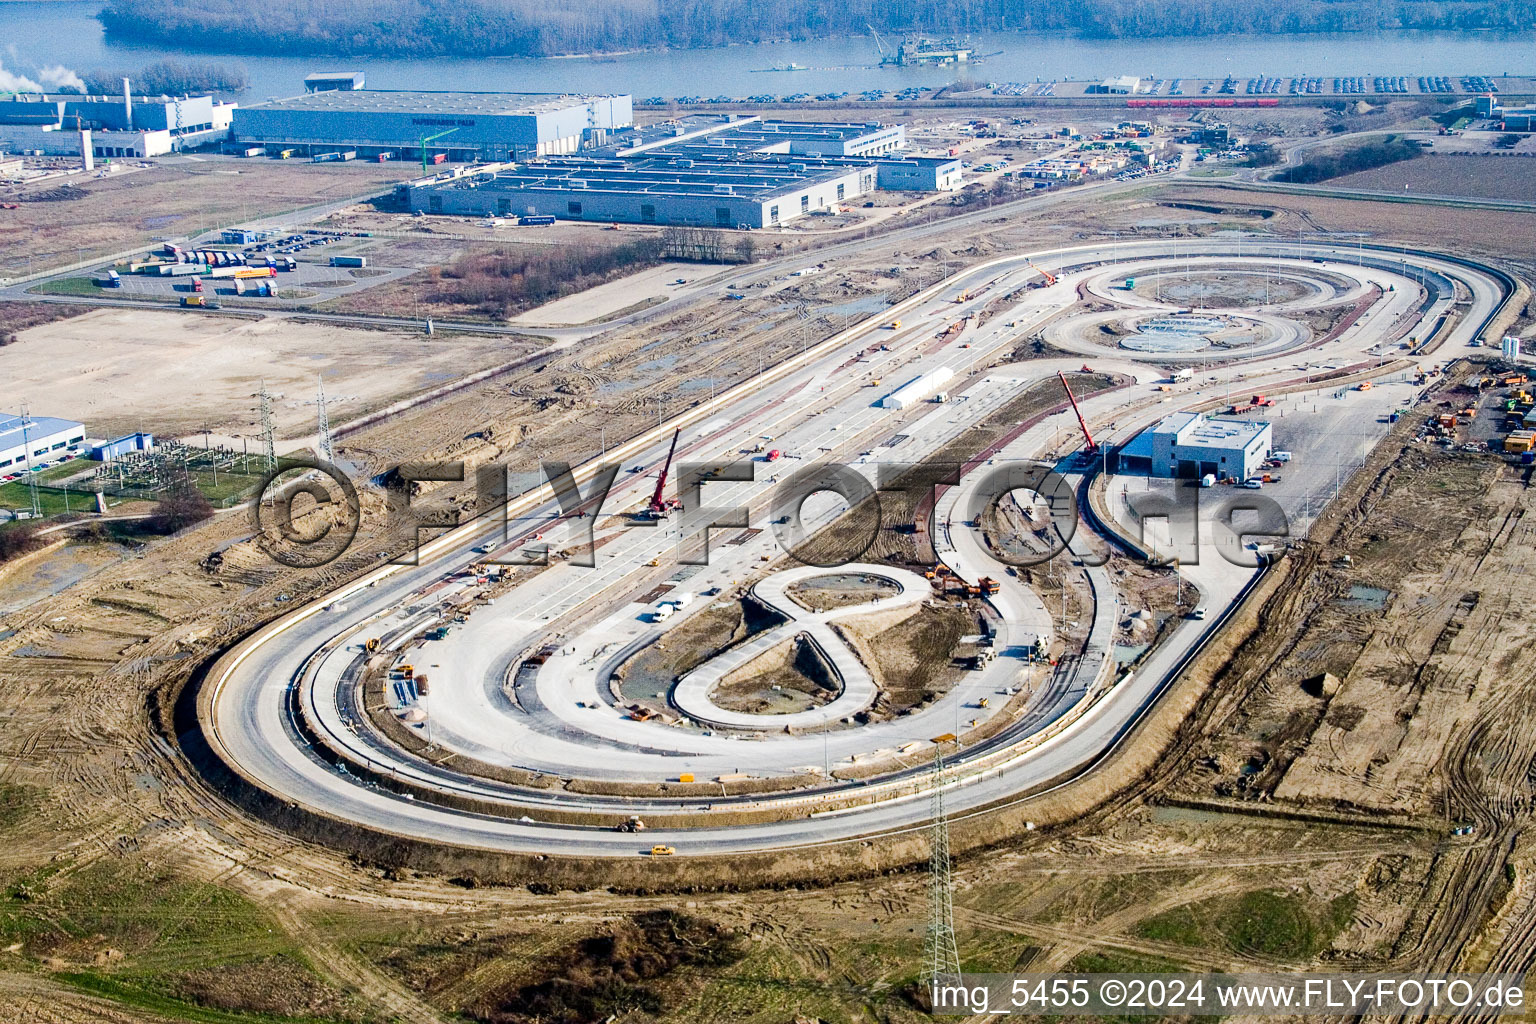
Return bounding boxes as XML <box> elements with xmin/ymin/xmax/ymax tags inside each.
<box><xmin>639</xmin><ymin>427</ymin><xmax>685</xmax><ymax>520</ymax></box>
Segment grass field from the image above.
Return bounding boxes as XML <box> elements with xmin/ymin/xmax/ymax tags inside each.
<box><xmin>28</xmin><ymin>276</ymin><xmax>104</xmax><ymax>297</ymax></box>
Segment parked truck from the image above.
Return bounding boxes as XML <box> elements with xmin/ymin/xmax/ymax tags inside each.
<box><xmin>160</xmin><ymin>263</ymin><xmax>206</xmax><ymax>276</ymax></box>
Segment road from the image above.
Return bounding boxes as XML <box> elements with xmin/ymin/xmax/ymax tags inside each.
<box><xmin>198</xmin><ymin>236</ymin><xmax>1509</xmax><ymax>857</ymax></box>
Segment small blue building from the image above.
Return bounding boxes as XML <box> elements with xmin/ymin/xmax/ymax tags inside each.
<box><xmin>90</xmin><ymin>432</ymin><xmax>155</xmax><ymax>461</ymax></box>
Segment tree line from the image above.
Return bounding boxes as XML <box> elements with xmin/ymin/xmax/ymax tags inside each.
<box><xmin>98</xmin><ymin>0</ymin><xmax>1535</xmax><ymax>57</ymax></box>
<box><xmin>79</xmin><ymin>60</ymin><xmax>249</xmax><ymax>96</ymax></box>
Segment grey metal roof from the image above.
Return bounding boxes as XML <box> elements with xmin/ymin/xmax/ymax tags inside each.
<box><xmin>250</xmin><ymin>90</ymin><xmax>622</xmax><ymax>117</ymax></box>
<box><xmin>0</xmin><ymin>413</ymin><xmax>83</xmax><ymax>456</ymax></box>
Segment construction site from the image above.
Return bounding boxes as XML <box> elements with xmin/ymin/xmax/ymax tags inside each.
<box><xmin>0</xmin><ymin>73</ymin><xmax>1534</xmax><ymax>1024</ymax></box>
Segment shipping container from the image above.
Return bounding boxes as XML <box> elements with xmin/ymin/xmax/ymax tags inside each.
<box><xmin>329</xmin><ymin>255</ymin><xmax>368</xmax><ymax>268</ymax></box>
<box><xmin>518</xmin><ymin>215</ymin><xmax>556</xmax><ymax>226</ymax></box>
<box><xmin>431</xmin><ymin>152</ymin><xmax>447</xmax><ymax>165</ymax></box>
<box><xmin>338</xmin><ymin>150</ymin><xmax>356</xmax><ymax>161</ymax></box>
<box><xmin>241</xmin><ymin>146</ymin><xmax>265</xmax><ymax>158</ymax></box>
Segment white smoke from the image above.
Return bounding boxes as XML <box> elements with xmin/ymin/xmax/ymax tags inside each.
<box><xmin>37</xmin><ymin>65</ymin><xmax>87</xmax><ymax>93</ymax></box>
<box><xmin>0</xmin><ymin>58</ymin><xmax>43</xmax><ymax>94</ymax></box>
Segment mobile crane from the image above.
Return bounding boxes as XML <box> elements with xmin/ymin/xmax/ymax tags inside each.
<box><xmin>1027</xmin><ymin>258</ymin><xmax>1058</xmax><ymax>287</ymax></box>
<box><xmin>643</xmin><ymin>427</ymin><xmax>685</xmax><ymax>519</ymax></box>
<box><xmin>1058</xmin><ymin>371</ymin><xmax>1098</xmax><ymax>454</ymax></box>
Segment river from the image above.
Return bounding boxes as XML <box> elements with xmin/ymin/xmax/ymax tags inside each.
<box><xmin>0</xmin><ymin>0</ymin><xmax>1531</xmax><ymax>103</ymax></box>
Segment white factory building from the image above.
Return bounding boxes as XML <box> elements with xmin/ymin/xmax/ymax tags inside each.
<box><xmin>0</xmin><ymin>412</ymin><xmax>86</xmax><ymax>473</ymax></box>
<box><xmin>1116</xmin><ymin>411</ymin><xmax>1272</xmax><ymax>480</ymax></box>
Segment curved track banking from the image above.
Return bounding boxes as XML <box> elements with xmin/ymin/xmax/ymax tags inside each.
<box><xmin>198</xmin><ymin>238</ymin><xmax>1511</xmax><ymax>858</ymax></box>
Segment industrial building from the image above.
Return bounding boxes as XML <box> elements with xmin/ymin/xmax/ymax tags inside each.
<box><xmin>1116</xmin><ymin>411</ymin><xmax>1273</xmax><ymax>480</ymax></box>
<box><xmin>1089</xmin><ymin>76</ymin><xmax>1152</xmax><ymax>95</ymax></box>
<box><xmin>404</xmin><ymin>114</ymin><xmax>958</xmax><ymax>227</ymax></box>
<box><xmin>0</xmin><ymin>412</ymin><xmax>86</xmax><ymax>473</ymax></box>
<box><xmin>230</xmin><ymin>90</ymin><xmax>633</xmax><ymax>161</ymax></box>
<box><xmin>305</xmin><ymin>71</ymin><xmax>365</xmax><ymax>93</ymax></box>
<box><xmin>0</xmin><ymin>89</ymin><xmax>235</xmax><ymax>159</ymax></box>
<box><xmin>415</xmin><ymin>156</ymin><xmax>869</xmax><ymax>228</ymax></box>
<box><xmin>1475</xmin><ymin>95</ymin><xmax>1536</xmax><ymax>131</ymax></box>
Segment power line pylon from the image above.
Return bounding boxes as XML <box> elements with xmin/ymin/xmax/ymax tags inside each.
<box><xmin>925</xmin><ymin>753</ymin><xmax>962</xmax><ymax>991</ymax></box>
<box><xmin>258</xmin><ymin>382</ymin><xmax>276</xmax><ymax>471</ymax></box>
<box><xmin>315</xmin><ymin>375</ymin><xmax>333</xmax><ymax>464</ymax></box>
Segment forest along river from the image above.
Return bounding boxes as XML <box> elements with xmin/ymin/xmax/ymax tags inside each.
<box><xmin>0</xmin><ymin>1</ymin><xmax>1532</xmax><ymax>102</ymax></box>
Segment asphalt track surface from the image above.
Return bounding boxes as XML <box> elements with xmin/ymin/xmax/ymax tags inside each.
<box><xmin>200</xmin><ymin>238</ymin><xmax>1511</xmax><ymax>857</ymax></box>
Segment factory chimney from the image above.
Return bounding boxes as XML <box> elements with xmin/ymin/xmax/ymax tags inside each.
<box><xmin>122</xmin><ymin>77</ymin><xmax>132</xmax><ymax>130</ymax></box>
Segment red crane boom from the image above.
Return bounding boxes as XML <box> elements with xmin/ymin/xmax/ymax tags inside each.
<box><xmin>1057</xmin><ymin>371</ymin><xmax>1098</xmax><ymax>453</ymax></box>
<box><xmin>649</xmin><ymin>427</ymin><xmax>682</xmax><ymax>516</ymax></box>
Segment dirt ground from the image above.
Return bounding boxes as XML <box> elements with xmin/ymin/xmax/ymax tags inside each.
<box><xmin>4</xmin><ymin>308</ymin><xmax>540</xmax><ymax>440</ymax></box>
<box><xmin>0</xmin><ymin>160</ymin><xmax>417</xmax><ymax>278</ymax></box>
<box><xmin>1</xmin><ymin>184</ymin><xmax>1535</xmax><ymax>1023</ymax></box>
<box><xmin>1327</xmin><ymin>153</ymin><xmax>1536</xmax><ymax>201</ymax></box>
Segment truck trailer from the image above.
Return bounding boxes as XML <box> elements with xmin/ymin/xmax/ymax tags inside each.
<box><xmin>329</xmin><ymin>255</ymin><xmax>368</xmax><ymax>268</ymax></box>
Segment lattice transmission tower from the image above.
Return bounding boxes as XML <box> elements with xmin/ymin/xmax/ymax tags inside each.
<box><xmin>925</xmin><ymin>753</ymin><xmax>962</xmax><ymax>988</ymax></box>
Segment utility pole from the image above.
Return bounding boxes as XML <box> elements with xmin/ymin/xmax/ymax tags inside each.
<box><xmin>925</xmin><ymin>753</ymin><xmax>962</xmax><ymax>991</ymax></box>
<box><xmin>20</xmin><ymin>407</ymin><xmax>41</xmax><ymax>521</ymax></box>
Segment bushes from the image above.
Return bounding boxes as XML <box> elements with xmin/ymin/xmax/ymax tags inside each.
<box><xmin>1272</xmin><ymin>136</ymin><xmax>1423</xmax><ymax>184</ymax></box>
<box><xmin>144</xmin><ymin>470</ymin><xmax>213</xmax><ymax>535</ymax></box>
<box><xmin>468</xmin><ymin>910</ymin><xmax>744</xmax><ymax>1024</ymax></box>
<box><xmin>432</xmin><ymin>236</ymin><xmax>665</xmax><ymax>317</ymax></box>
<box><xmin>0</xmin><ymin>524</ymin><xmax>45</xmax><ymax>563</ymax></box>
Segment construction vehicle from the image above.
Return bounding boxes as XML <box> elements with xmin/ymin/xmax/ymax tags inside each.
<box><xmin>979</xmin><ymin>576</ymin><xmax>1001</xmax><ymax>596</ymax></box>
<box><xmin>1026</xmin><ymin>258</ymin><xmax>1057</xmax><ymax>286</ymax></box>
<box><xmin>398</xmin><ymin>664</ymin><xmax>414</xmax><ymax>678</ymax></box>
<box><xmin>365</xmin><ymin>637</ymin><xmax>380</xmax><ymax>653</ymax></box>
<box><xmin>1503</xmin><ymin>373</ymin><xmax>1529</xmax><ymax>386</ymax></box>
<box><xmin>649</xmin><ymin>845</ymin><xmax>676</xmax><ymax>856</ymax></box>
<box><xmin>641</xmin><ymin>427</ymin><xmax>684</xmax><ymax>519</ymax></box>
<box><xmin>1357</xmin><ymin>381</ymin><xmax>1373</xmax><ymax>392</ymax></box>
<box><xmin>615</xmin><ymin>815</ymin><xmax>647</xmax><ymax>832</ymax></box>
<box><xmin>977</xmin><ymin>697</ymin><xmax>990</xmax><ymax>708</ymax></box>
<box><xmin>1057</xmin><ymin>371</ymin><xmax>1098</xmax><ymax>454</ymax></box>
<box><xmin>428</xmin><ymin>626</ymin><xmax>450</xmax><ymax>640</ymax></box>
<box><xmin>887</xmin><ymin>320</ymin><xmax>901</xmax><ymax>329</ymax></box>
<box><xmin>414</xmin><ymin>675</ymin><xmax>430</xmax><ymax>696</ymax></box>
